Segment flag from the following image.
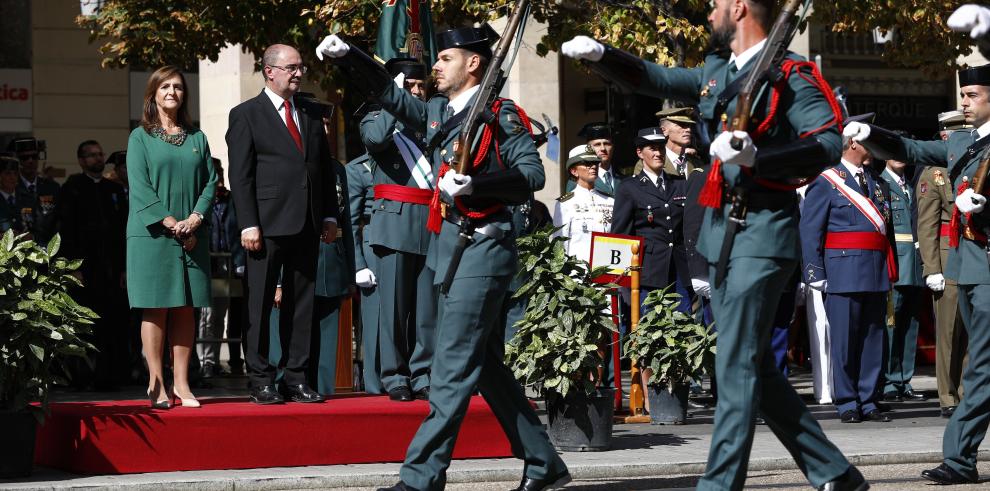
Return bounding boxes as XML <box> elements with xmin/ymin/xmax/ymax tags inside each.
<box><xmin>375</xmin><ymin>0</ymin><xmax>436</xmax><ymax>65</ymax></box>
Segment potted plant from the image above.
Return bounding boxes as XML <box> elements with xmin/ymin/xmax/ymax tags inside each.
<box><xmin>505</xmin><ymin>226</ymin><xmax>617</xmax><ymax>451</ymax></box>
<box><xmin>623</xmin><ymin>287</ymin><xmax>716</xmax><ymax>425</ymax></box>
<box><xmin>0</xmin><ymin>232</ymin><xmax>97</xmax><ymax>477</ymax></box>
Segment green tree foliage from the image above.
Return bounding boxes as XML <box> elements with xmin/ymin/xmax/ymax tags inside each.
<box><xmin>810</xmin><ymin>1</ymin><xmax>974</xmax><ymax>76</ymax></box>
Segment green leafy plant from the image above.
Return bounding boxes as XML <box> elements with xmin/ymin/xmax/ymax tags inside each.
<box><xmin>623</xmin><ymin>287</ymin><xmax>715</xmax><ymax>391</ymax></box>
<box><xmin>0</xmin><ymin>232</ymin><xmax>97</xmax><ymax>419</ymax></box>
<box><xmin>505</xmin><ymin>225</ymin><xmax>616</xmax><ymax>398</ymax></box>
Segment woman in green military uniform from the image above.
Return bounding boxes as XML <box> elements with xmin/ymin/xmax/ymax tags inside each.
<box><xmin>126</xmin><ymin>66</ymin><xmax>217</xmax><ymax>409</ymax></box>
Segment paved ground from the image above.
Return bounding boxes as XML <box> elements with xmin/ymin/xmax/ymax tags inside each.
<box><xmin>3</xmin><ymin>366</ymin><xmax>987</xmax><ymax>490</ymax></box>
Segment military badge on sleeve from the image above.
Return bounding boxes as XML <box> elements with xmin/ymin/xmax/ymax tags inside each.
<box><xmin>933</xmin><ymin>170</ymin><xmax>945</xmax><ymax>186</ymax></box>
<box><xmin>920</xmin><ymin>182</ymin><xmax>928</xmax><ymax>195</ymax></box>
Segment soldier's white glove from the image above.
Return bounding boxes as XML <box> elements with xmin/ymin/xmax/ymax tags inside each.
<box><xmin>439</xmin><ymin>172</ymin><xmax>473</xmax><ymax>198</ymax></box>
<box><xmin>925</xmin><ymin>273</ymin><xmax>945</xmax><ymax>292</ymax></box>
<box><xmin>710</xmin><ymin>130</ymin><xmax>756</xmax><ymax>167</ymax></box>
<box><xmin>948</xmin><ymin>4</ymin><xmax>990</xmax><ymax>38</ymax></box>
<box><xmin>807</xmin><ymin>280</ymin><xmax>827</xmax><ymax>291</ymax></box>
<box><xmin>394</xmin><ymin>72</ymin><xmax>405</xmax><ymax>89</ymax></box>
<box><xmin>355</xmin><ymin>268</ymin><xmax>377</xmax><ymax>288</ymax></box>
<box><xmin>843</xmin><ymin>121</ymin><xmax>871</xmax><ymax>142</ymax></box>
<box><xmin>316</xmin><ymin>35</ymin><xmax>349</xmax><ymax>61</ymax></box>
<box><xmin>956</xmin><ymin>188</ymin><xmax>987</xmax><ymax>213</ymax></box>
<box><xmin>561</xmin><ymin>36</ymin><xmax>605</xmax><ymax>62</ymax></box>
<box><xmin>691</xmin><ymin>278</ymin><xmax>711</xmax><ymax>298</ymax></box>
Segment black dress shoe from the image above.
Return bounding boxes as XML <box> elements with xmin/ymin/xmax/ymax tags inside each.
<box><xmin>882</xmin><ymin>391</ymin><xmax>902</xmax><ymax>402</ymax></box>
<box><xmin>388</xmin><ymin>386</ymin><xmax>414</xmax><ymax>402</ymax></box>
<box><xmin>941</xmin><ymin>406</ymin><xmax>957</xmax><ymax>418</ymax></box>
<box><xmin>902</xmin><ymin>390</ymin><xmax>927</xmax><ymax>401</ymax></box>
<box><xmin>818</xmin><ymin>465</ymin><xmax>868</xmax><ymax>491</ymax></box>
<box><xmin>376</xmin><ymin>481</ymin><xmax>418</xmax><ymax>491</ymax></box>
<box><xmin>840</xmin><ymin>410</ymin><xmax>861</xmax><ymax>423</ymax></box>
<box><xmin>514</xmin><ymin>471</ymin><xmax>572</xmax><ymax>491</ymax></box>
<box><xmin>282</xmin><ymin>383</ymin><xmax>324</xmax><ymax>403</ymax></box>
<box><xmin>921</xmin><ymin>463</ymin><xmax>977</xmax><ymax>485</ymax></box>
<box><xmin>863</xmin><ymin>409</ymin><xmax>890</xmax><ymax>422</ymax></box>
<box><xmin>413</xmin><ymin>386</ymin><xmax>430</xmax><ymax>401</ymax></box>
<box><xmin>250</xmin><ymin>384</ymin><xmax>284</xmax><ymax>405</ymax></box>
<box><xmin>875</xmin><ymin>401</ymin><xmax>893</xmax><ymax>412</ymax></box>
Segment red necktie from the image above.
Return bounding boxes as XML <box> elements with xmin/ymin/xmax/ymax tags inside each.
<box><xmin>283</xmin><ymin>100</ymin><xmax>303</xmax><ymax>152</ymax></box>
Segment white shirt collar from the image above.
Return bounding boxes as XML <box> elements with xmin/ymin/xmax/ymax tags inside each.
<box><xmin>446</xmin><ymin>85</ymin><xmax>481</xmax><ymax>116</ymax></box>
<box><xmin>264</xmin><ymin>87</ymin><xmax>292</xmax><ymax>110</ymax></box>
<box><xmin>573</xmin><ymin>183</ymin><xmax>595</xmax><ymax>197</ymax></box>
<box><xmin>884</xmin><ymin>167</ymin><xmax>904</xmax><ymax>185</ymax></box>
<box><xmin>840</xmin><ymin>159</ymin><xmax>864</xmax><ymax>176</ymax></box>
<box><xmin>0</xmin><ymin>190</ymin><xmax>14</xmax><ymax>200</ymax></box>
<box><xmin>642</xmin><ymin>166</ymin><xmax>662</xmax><ymax>187</ymax></box>
<box><xmin>976</xmin><ymin>120</ymin><xmax>990</xmax><ymax>139</ymax></box>
<box><xmin>729</xmin><ymin>39</ymin><xmax>768</xmax><ymax>71</ymax></box>
<box><xmin>87</xmin><ymin>174</ymin><xmax>102</xmax><ymax>183</ymax></box>
<box><xmin>20</xmin><ymin>175</ymin><xmax>36</xmax><ymax>188</ymax></box>
<box><xmin>665</xmin><ymin>147</ymin><xmax>682</xmax><ymax>164</ymax></box>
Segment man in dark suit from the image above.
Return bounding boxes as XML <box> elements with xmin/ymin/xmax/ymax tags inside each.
<box><xmin>226</xmin><ymin>43</ymin><xmax>338</xmax><ymax>405</ymax></box>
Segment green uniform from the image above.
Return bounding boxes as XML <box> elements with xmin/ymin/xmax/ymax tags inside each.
<box><xmin>269</xmin><ymin>160</ymin><xmax>355</xmax><ymax>395</ymax></box>
<box><xmin>916</xmin><ymin>166</ymin><xmax>966</xmax><ymax>409</ymax></box>
<box><xmin>125</xmin><ymin>127</ymin><xmax>217</xmax><ymax>308</ymax></box>
<box><xmin>880</xmin><ymin>168</ymin><xmax>924</xmax><ymax>396</ymax></box>
<box><xmin>590</xmin><ymin>44</ymin><xmax>852</xmax><ymax>489</ymax></box>
<box><xmin>359</xmin><ymin>108</ymin><xmax>436</xmax><ymax>393</ymax></box>
<box><xmin>860</xmin><ymin>130</ymin><xmax>989</xmax><ymax>481</ymax></box>
<box><xmin>347</xmin><ymin>155</ymin><xmax>384</xmax><ymax>394</ymax></box>
<box><xmin>375</xmin><ymin>80</ymin><xmax>566</xmax><ymax>490</ymax></box>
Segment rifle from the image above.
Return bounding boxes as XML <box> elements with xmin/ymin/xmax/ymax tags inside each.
<box><xmin>729</xmin><ymin>0</ymin><xmax>807</xmax><ymax>150</ymax></box>
<box><xmin>440</xmin><ymin>0</ymin><xmax>531</xmax><ymax>294</ymax></box>
<box><xmin>964</xmin><ymin>150</ymin><xmax>990</xmax><ymax>241</ymax></box>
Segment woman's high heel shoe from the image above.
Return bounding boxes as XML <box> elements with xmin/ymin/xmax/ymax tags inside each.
<box><xmin>171</xmin><ymin>387</ymin><xmax>201</xmax><ymax>408</ymax></box>
<box><xmin>147</xmin><ymin>382</ymin><xmax>172</xmax><ymax>409</ymax></box>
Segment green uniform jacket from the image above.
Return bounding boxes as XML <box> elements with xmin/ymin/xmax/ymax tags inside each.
<box><xmin>346</xmin><ymin>155</ymin><xmax>376</xmax><ymax>272</ymax></box>
<box><xmin>376</xmin><ymin>83</ymin><xmax>545</xmax><ymax>281</ymax></box>
<box><xmin>317</xmin><ymin>160</ymin><xmax>356</xmax><ymax>298</ymax></box>
<box><xmin>881</xmin><ymin>169</ymin><xmax>923</xmax><ymax>287</ymax></box>
<box><xmin>635</xmin><ymin>53</ymin><xmax>842</xmax><ymax>262</ymax></box>
<box><xmin>915</xmin><ymin>166</ymin><xmax>956</xmax><ymax>284</ymax></box>
<box><xmin>360</xmin><ymin>109</ymin><xmax>432</xmax><ymax>255</ymax></box>
<box><xmin>125</xmin><ymin>127</ymin><xmax>218</xmax><ymax>308</ymax></box>
<box><xmin>870</xmin><ymin>132</ymin><xmax>987</xmax><ymax>284</ymax></box>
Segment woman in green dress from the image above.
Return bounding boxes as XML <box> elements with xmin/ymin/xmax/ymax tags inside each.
<box><xmin>126</xmin><ymin>66</ymin><xmax>217</xmax><ymax>409</ymax></box>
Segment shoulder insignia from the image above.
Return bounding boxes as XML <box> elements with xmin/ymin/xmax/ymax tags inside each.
<box><xmin>430</xmin><ymin>121</ymin><xmax>439</xmax><ymax>129</ymax></box>
<box><xmin>690</xmin><ymin>167</ymin><xmax>703</xmax><ymax>173</ymax></box>
<box><xmin>640</xmin><ymin>175</ymin><xmax>650</xmax><ymax>183</ymax></box>
<box><xmin>838</xmin><ymin>170</ymin><xmax>847</xmax><ymax>179</ymax></box>
<box><xmin>933</xmin><ymin>169</ymin><xmax>945</xmax><ymax>186</ymax></box>
<box><xmin>557</xmin><ymin>191</ymin><xmax>574</xmax><ymax>202</ymax></box>
<box><xmin>920</xmin><ymin>182</ymin><xmax>928</xmax><ymax>195</ymax></box>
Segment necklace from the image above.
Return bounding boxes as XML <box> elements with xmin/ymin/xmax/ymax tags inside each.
<box><xmin>152</xmin><ymin>125</ymin><xmax>187</xmax><ymax>146</ymax></box>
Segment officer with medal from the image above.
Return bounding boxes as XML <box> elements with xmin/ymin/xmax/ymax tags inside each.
<box><xmin>0</xmin><ymin>157</ymin><xmax>29</xmax><ymax>234</ymax></box>
<box><xmin>358</xmin><ymin>56</ymin><xmax>436</xmax><ymax>402</ymax></box>
<box><xmin>562</xmin><ymin>0</ymin><xmax>867</xmax><ymax>487</ymax></box>
<box><xmin>565</xmin><ymin>122</ymin><xmax>624</xmax><ymax>196</ymax></box>
<box><xmin>8</xmin><ymin>137</ymin><xmax>59</xmax><ymax>244</ymax></box>
<box><xmin>553</xmin><ymin>144</ymin><xmax>614</xmax><ymax>263</ymax></box>
<box><xmin>916</xmin><ymin>110</ymin><xmax>969</xmax><ymax>418</ymax></box>
<box><xmin>319</xmin><ymin>24</ymin><xmax>570</xmax><ymax>491</ymax></box>
<box><xmin>801</xmin><ymin>113</ymin><xmax>896</xmax><ymax>424</ymax></box>
<box><xmin>657</xmin><ymin>107</ymin><xmax>704</xmax><ymax>177</ymax></box>
<box><xmin>346</xmin><ymin>154</ymin><xmax>383</xmax><ymax>394</ymax></box>
<box><xmin>880</xmin><ymin>141</ymin><xmax>927</xmax><ymax>404</ymax></box>
<box><xmin>845</xmin><ymin>63</ymin><xmax>990</xmax><ymax>486</ymax></box>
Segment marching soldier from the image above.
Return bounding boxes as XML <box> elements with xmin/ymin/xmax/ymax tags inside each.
<box><xmin>319</xmin><ymin>24</ymin><xmax>570</xmax><ymax>491</ymax></box>
<box><xmin>562</xmin><ymin>0</ymin><xmax>868</xmax><ymax>487</ymax></box>
<box><xmin>845</xmin><ymin>63</ymin><xmax>990</xmax><ymax>486</ymax></box>
<box><xmin>565</xmin><ymin>122</ymin><xmax>624</xmax><ymax>196</ymax></box>
<box><xmin>359</xmin><ymin>57</ymin><xmax>436</xmax><ymax>402</ymax></box>
<box><xmin>346</xmin><ymin>155</ymin><xmax>383</xmax><ymax>394</ymax></box>
<box><xmin>553</xmin><ymin>144</ymin><xmax>614</xmax><ymax>263</ymax></box>
<box><xmin>916</xmin><ymin>111</ymin><xmax>969</xmax><ymax>418</ymax></box>
<box><xmin>880</xmin><ymin>150</ymin><xmax>927</xmax><ymax>403</ymax></box>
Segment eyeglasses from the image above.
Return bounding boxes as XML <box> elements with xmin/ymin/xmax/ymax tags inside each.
<box><xmin>268</xmin><ymin>64</ymin><xmax>308</xmax><ymax>75</ymax></box>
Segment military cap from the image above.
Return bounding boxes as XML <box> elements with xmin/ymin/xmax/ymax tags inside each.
<box><xmin>0</xmin><ymin>156</ymin><xmax>18</xmax><ymax>172</ymax></box>
<box><xmin>385</xmin><ymin>57</ymin><xmax>428</xmax><ymax>80</ymax></box>
<box><xmin>938</xmin><ymin>110</ymin><xmax>969</xmax><ymax>131</ymax></box>
<box><xmin>634</xmin><ymin>127</ymin><xmax>665</xmax><ymax>148</ymax></box>
<box><xmin>436</xmin><ymin>24</ymin><xmax>499</xmax><ymax>59</ymax></box>
<box><xmin>566</xmin><ymin>144</ymin><xmax>601</xmax><ymax>169</ymax></box>
<box><xmin>959</xmin><ymin>64</ymin><xmax>990</xmax><ymax>87</ymax></box>
<box><xmin>655</xmin><ymin>106</ymin><xmax>696</xmax><ymax>125</ymax></box>
<box><xmin>577</xmin><ymin>122</ymin><xmax>612</xmax><ymax>141</ymax></box>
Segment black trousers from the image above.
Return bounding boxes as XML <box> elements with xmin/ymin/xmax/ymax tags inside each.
<box><xmin>244</xmin><ymin>224</ymin><xmax>319</xmax><ymax>387</ymax></box>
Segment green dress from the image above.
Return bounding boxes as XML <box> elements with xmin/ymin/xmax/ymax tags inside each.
<box><xmin>125</xmin><ymin>126</ymin><xmax>217</xmax><ymax>308</ymax></box>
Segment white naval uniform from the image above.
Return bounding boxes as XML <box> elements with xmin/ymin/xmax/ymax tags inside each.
<box><xmin>552</xmin><ymin>184</ymin><xmax>615</xmax><ymax>264</ymax></box>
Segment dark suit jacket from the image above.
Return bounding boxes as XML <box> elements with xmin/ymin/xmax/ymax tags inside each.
<box><xmin>55</xmin><ymin>174</ymin><xmax>127</xmax><ymax>287</ymax></box>
<box><xmin>226</xmin><ymin>90</ymin><xmax>338</xmax><ymax>237</ymax></box>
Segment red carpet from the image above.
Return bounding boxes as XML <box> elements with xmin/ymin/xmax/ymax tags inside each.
<box><xmin>34</xmin><ymin>394</ymin><xmax>513</xmax><ymax>474</ymax></box>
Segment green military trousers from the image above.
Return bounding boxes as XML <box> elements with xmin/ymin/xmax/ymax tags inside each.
<box><xmin>360</xmin><ymin>241</ymin><xmax>384</xmax><ymax>395</ymax></box>
<box><xmin>375</xmin><ymin>249</ymin><xmax>436</xmax><ymax>393</ymax></box>
<box><xmin>884</xmin><ymin>286</ymin><xmax>923</xmax><ymax>395</ymax></box>
<box><xmin>398</xmin><ymin>275</ymin><xmax>566</xmax><ymax>491</ymax></box>
<box><xmin>699</xmin><ymin>257</ymin><xmax>850</xmax><ymax>491</ymax></box>
<box><xmin>942</xmin><ymin>284</ymin><xmax>990</xmax><ymax>480</ymax></box>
